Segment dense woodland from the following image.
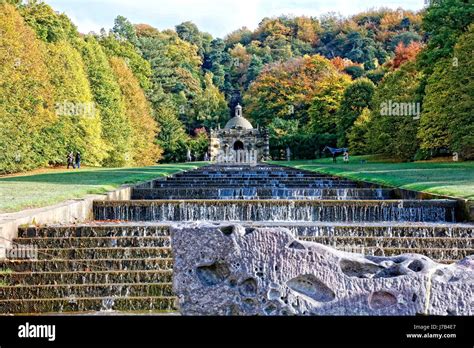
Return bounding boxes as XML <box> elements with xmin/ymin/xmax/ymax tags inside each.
<box><xmin>0</xmin><ymin>0</ymin><xmax>472</xmax><ymax>173</ymax></box>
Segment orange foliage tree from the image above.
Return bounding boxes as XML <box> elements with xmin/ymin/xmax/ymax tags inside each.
<box><xmin>387</xmin><ymin>41</ymin><xmax>422</xmax><ymax>69</ymax></box>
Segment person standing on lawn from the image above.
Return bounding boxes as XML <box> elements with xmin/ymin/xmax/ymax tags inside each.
<box><xmin>67</xmin><ymin>152</ymin><xmax>75</xmax><ymax>169</ymax></box>
<box><xmin>75</xmin><ymin>152</ymin><xmax>81</xmax><ymax>169</ymax></box>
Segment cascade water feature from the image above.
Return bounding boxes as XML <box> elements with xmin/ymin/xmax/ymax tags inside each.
<box><xmin>94</xmin><ymin>199</ymin><xmax>456</xmax><ymax>223</ymax></box>
<box><xmin>0</xmin><ymin>164</ymin><xmax>472</xmax><ymax>314</ymax></box>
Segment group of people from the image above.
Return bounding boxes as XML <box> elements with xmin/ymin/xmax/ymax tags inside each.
<box><xmin>67</xmin><ymin>151</ymin><xmax>81</xmax><ymax>169</ymax></box>
<box><xmin>186</xmin><ymin>150</ymin><xmax>210</xmax><ymax>162</ymax></box>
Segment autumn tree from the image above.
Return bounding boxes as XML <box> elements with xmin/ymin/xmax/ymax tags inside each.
<box><xmin>44</xmin><ymin>41</ymin><xmax>107</xmax><ymax>166</ymax></box>
<box><xmin>99</xmin><ymin>28</ymin><xmax>152</xmax><ymax>91</ymax></box>
<box><xmin>387</xmin><ymin>41</ymin><xmax>422</xmax><ymax>70</ymax></box>
<box><xmin>0</xmin><ymin>3</ymin><xmax>54</xmax><ymax>173</ymax></box>
<box><xmin>109</xmin><ymin>57</ymin><xmax>162</xmax><ymax>165</ymax></box>
<box><xmin>308</xmin><ymin>73</ymin><xmax>351</xmax><ymax>139</ymax></box>
<box><xmin>245</xmin><ymin>55</ymin><xmax>348</xmax><ymax>126</ymax></box>
<box><xmin>79</xmin><ymin>35</ymin><xmax>131</xmax><ymax>166</ymax></box>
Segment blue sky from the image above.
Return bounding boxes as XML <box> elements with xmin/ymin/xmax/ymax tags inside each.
<box><xmin>44</xmin><ymin>0</ymin><xmax>426</xmax><ymax>38</ymax></box>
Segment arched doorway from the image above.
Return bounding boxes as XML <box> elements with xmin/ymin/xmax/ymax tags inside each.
<box><xmin>233</xmin><ymin>140</ymin><xmax>244</xmax><ymax>151</ymax></box>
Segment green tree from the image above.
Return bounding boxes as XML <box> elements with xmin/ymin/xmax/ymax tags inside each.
<box><xmin>195</xmin><ymin>72</ymin><xmax>229</xmax><ymax>129</ymax></box>
<box><xmin>19</xmin><ymin>0</ymin><xmax>78</xmax><ymax>43</ymax></box>
<box><xmin>418</xmin><ymin>0</ymin><xmax>473</xmax><ymax>74</ymax></box>
<box><xmin>246</xmin><ymin>54</ymin><xmax>264</xmax><ymax>88</ymax></box>
<box><xmin>79</xmin><ymin>35</ymin><xmax>131</xmax><ymax>166</ymax></box>
<box><xmin>112</xmin><ymin>15</ymin><xmax>139</xmax><ymax>46</ymax></box>
<box><xmin>367</xmin><ymin>61</ymin><xmax>424</xmax><ymax>161</ymax></box>
<box><xmin>176</xmin><ymin>21</ymin><xmax>205</xmax><ymax>57</ymax></box>
<box><xmin>155</xmin><ymin>101</ymin><xmax>190</xmax><ymax>163</ymax></box>
<box><xmin>336</xmin><ymin>78</ymin><xmax>375</xmax><ymax>147</ymax></box>
<box><xmin>347</xmin><ymin>108</ymin><xmax>371</xmax><ymax>155</ymax></box>
<box><xmin>137</xmin><ymin>28</ymin><xmax>203</xmax><ymax>131</ymax></box>
<box><xmin>99</xmin><ymin>31</ymin><xmax>152</xmax><ymax>91</ymax></box>
<box><xmin>418</xmin><ymin>25</ymin><xmax>474</xmax><ymax>159</ymax></box>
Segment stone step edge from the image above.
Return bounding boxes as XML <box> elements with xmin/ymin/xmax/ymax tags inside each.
<box><xmin>0</xmin><ymin>296</ymin><xmax>177</xmax><ymax>303</ymax></box>
<box><xmin>0</xmin><ymin>282</ymin><xmax>172</xmax><ymax>290</ymax></box>
<box><xmin>14</xmin><ymin>236</ymin><xmax>171</xmax><ymax>241</ymax></box>
<box><xmin>93</xmin><ymin>199</ymin><xmax>459</xmax><ymax>204</ymax></box>
<box><xmin>298</xmin><ymin>236</ymin><xmax>474</xmax><ymax>241</ymax></box>
<box><xmin>17</xmin><ymin>236</ymin><xmax>474</xmax><ymax>241</ymax></box>
<box><xmin>18</xmin><ymin>222</ymin><xmax>474</xmax><ymax>229</ymax></box>
<box><xmin>12</xmin><ymin>247</ymin><xmax>172</xmax><ymax>251</ymax></box>
<box><xmin>2</xmin><ymin>257</ymin><xmax>173</xmax><ymax>263</ymax></box>
<box><xmin>0</xmin><ymin>270</ymin><xmax>173</xmax><ymax>276</ymax></box>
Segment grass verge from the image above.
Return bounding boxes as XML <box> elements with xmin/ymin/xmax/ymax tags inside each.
<box><xmin>272</xmin><ymin>156</ymin><xmax>474</xmax><ymax>201</ymax></box>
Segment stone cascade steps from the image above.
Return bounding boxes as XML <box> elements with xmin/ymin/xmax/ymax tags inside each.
<box><xmin>18</xmin><ymin>223</ymin><xmax>473</xmax><ymax>239</ymax></box>
<box><xmin>1</xmin><ymin>258</ymin><xmax>174</xmax><ymax>272</ymax></box>
<box><xmin>1</xmin><ymin>164</ymin><xmax>471</xmax><ymax>315</ymax></box>
<box><xmin>7</xmin><ymin>247</ymin><xmax>172</xmax><ymax>260</ymax></box>
<box><xmin>2</xmin><ymin>221</ymin><xmax>472</xmax><ymax>313</ymax></box>
<box><xmin>0</xmin><ymin>297</ymin><xmax>177</xmax><ymax>314</ymax></box>
<box><xmin>147</xmin><ymin>181</ymin><xmax>360</xmax><ymax>189</ymax></box>
<box><xmin>0</xmin><ymin>223</ymin><xmax>178</xmax><ymax>314</ymax></box>
<box><xmin>1</xmin><ymin>270</ymin><xmax>173</xmax><ymax>286</ymax></box>
<box><xmin>93</xmin><ymin>199</ymin><xmax>458</xmax><ymax>223</ymax></box>
<box><xmin>13</xmin><ymin>236</ymin><xmax>171</xmax><ymax>248</ymax></box>
<box><xmin>1</xmin><ymin>226</ymin><xmax>176</xmax><ymax>314</ymax></box>
<box><xmin>135</xmin><ymin>165</ymin><xmax>367</xmax><ymax>191</ymax></box>
<box><xmin>0</xmin><ymin>283</ymin><xmax>174</xmax><ymax>299</ymax></box>
<box><xmin>132</xmin><ymin>187</ymin><xmax>393</xmax><ymax>200</ymax></box>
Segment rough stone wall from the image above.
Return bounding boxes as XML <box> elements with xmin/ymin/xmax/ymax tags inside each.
<box><xmin>209</xmin><ymin>129</ymin><xmax>267</xmax><ymax>161</ymax></box>
<box><xmin>171</xmin><ymin>223</ymin><xmax>473</xmax><ymax>316</ymax></box>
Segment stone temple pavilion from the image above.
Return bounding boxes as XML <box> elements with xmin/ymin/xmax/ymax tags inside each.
<box><xmin>209</xmin><ymin>104</ymin><xmax>269</xmax><ymax>163</ymax></box>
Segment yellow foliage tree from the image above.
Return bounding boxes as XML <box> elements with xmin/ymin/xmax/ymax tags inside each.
<box><xmin>44</xmin><ymin>40</ymin><xmax>108</xmax><ymax>166</ymax></box>
<box><xmin>109</xmin><ymin>57</ymin><xmax>163</xmax><ymax>166</ymax></box>
<box><xmin>0</xmin><ymin>3</ymin><xmax>55</xmax><ymax>173</ymax></box>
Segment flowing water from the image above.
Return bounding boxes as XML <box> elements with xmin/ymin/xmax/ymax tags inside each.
<box><xmin>1</xmin><ymin>164</ymin><xmax>472</xmax><ymax>314</ymax></box>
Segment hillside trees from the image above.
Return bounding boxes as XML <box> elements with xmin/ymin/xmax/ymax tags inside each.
<box><xmin>417</xmin><ymin>0</ymin><xmax>473</xmax><ymax>74</ymax></box>
<box><xmin>79</xmin><ymin>36</ymin><xmax>131</xmax><ymax>166</ymax></box>
<box><xmin>43</xmin><ymin>41</ymin><xmax>107</xmax><ymax>166</ymax></box>
<box><xmin>244</xmin><ymin>54</ymin><xmax>351</xmax><ymax>157</ymax></box>
<box><xmin>109</xmin><ymin>57</ymin><xmax>163</xmax><ymax>166</ymax></box>
<box><xmin>0</xmin><ymin>3</ymin><xmax>55</xmax><ymax>173</ymax></box>
<box><xmin>418</xmin><ymin>25</ymin><xmax>474</xmax><ymax>159</ymax></box>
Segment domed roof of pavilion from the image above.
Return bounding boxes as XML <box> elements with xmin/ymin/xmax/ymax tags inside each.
<box><xmin>224</xmin><ymin>117</ymin><xmax>254</xmax><ymax>130</ymax></box>
<box><xmin>224</xmin><ymin>104</ymin><xmax>254</xmax><ymax>130</ymax></box>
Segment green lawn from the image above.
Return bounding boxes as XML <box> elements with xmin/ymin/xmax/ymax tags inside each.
<box><xmin>0</xmin><ymin>163</ymin><xmax>206</xmax><ymax>213</ymax></box>
<box><xmin>272</xmin><ymin>157</ymin><xmax>474</xmax><ymax>201</ymax></box>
